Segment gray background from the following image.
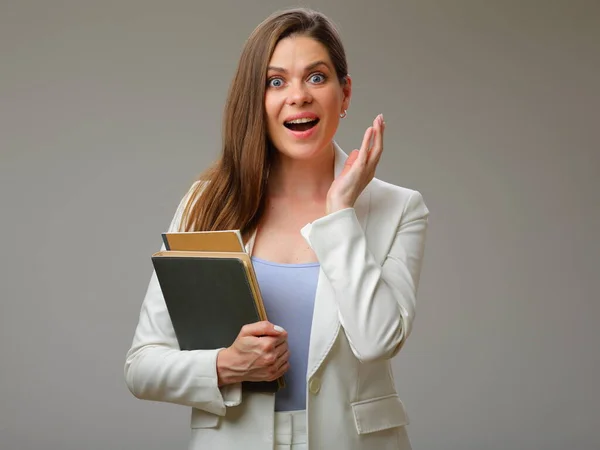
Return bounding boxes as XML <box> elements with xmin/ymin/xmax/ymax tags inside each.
<box><xmin>1</xmin><ymin>1</ymin><xmax>598</xmax><ymax>449</ymax></box>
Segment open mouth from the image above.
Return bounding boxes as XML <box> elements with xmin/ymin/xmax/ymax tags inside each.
<box><xmin>284</xmin><ymin>118</ymin><xmax>320</xmax><ymax>132</ymax></box>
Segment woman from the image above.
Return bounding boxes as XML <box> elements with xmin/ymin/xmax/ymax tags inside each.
<box><xmin>125</xmin><ymin>8</ymin><xmax>429</xmax><ymax>450</ymax></box>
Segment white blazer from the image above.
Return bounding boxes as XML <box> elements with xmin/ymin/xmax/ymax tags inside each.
<box><xmin>125</xmin><ymin>143</ymin><xmax>429</xmax><ymax>450</ymax></box>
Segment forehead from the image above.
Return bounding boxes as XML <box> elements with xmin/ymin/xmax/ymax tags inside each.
<box><xmin>268</xmin><ymin>35</ymin><xmax>332</xmax><ymax>69</ymax></box>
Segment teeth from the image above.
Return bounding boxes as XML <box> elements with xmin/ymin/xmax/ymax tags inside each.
<box><xmin>286</xmin><ymin>117</ymin><xmax>317</xmax><ymax>124</ymax></box>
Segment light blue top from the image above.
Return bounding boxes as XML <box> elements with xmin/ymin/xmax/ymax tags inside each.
<box><xmin>251</xmin><ymin>256</ymin><xmax>319</xmax><ymax>412</ymax></box>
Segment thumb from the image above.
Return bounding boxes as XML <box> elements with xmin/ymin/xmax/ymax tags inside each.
<box><xmin>240</xmin><ymin>321</ymin><xmax>286</xmax><ymax>337</ymax></box>
<box><xmin>340</xmin><ymin>150</ymin><xmax>359</xmax><ymax>177</ymax></box>
<box><xmin>347</xmin><ymin>149</ymin><xmax>360</xmax><ymax>164</ymax></box>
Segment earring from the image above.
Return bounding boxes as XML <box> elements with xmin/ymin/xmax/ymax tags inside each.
<box><xmin>340</xmin><ymin>110</ymin><xmax>347</xmax><ymax>118</ymax></box>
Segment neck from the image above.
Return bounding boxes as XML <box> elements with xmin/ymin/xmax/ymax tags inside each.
<box><xmin>267</xmin><ymin>142</ymin><xmax>335</xmax><ymax>201</ymax></box>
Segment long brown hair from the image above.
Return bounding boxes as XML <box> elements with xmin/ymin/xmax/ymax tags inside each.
<box><xmin>180</xmin><ymin>8</ymin><xmax>349</xmax><ymax>239</ymax></box>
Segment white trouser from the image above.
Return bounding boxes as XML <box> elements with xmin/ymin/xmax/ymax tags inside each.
<box><xmin>274</xmin><ymin>410</ymin><xmax>307</xmax><ymax>450</ymax></box>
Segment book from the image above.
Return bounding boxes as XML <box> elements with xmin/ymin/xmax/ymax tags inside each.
<box><xmin>151</xmin><ymin>247</ymin><xmax>284</xmax><ymax>392</ymax></box>
<box><xmin>162</xmin><ymin>230</ymin><xmax>245</xmax><ymax>252</ymax></box>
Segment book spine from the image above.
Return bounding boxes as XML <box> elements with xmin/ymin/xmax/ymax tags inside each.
<box><xmin>161</xmin><ymin>233</ymin><xmax>171</xmax><ymax>250</ymax></box>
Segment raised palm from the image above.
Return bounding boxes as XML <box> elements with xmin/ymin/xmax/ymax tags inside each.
<box><xmin>326</xmin><ymin>114</ymin><xmax>385</xmax><ymax>214</ymax></box>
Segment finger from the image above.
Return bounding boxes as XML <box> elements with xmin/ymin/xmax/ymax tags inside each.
<box><xmin>378</xmin><ymin>113</ymin><xmax>385</xmax><ymax>145</ymax></box>
<box><xmin>370</xmin><ymin>115</ymin><xmax>384</xmax><ymax>165</ymax></box>
<box><xmin>275</xmin><ymin>344</ymin><xmax>290</xmax><ymax>359</ymax></box>
<box><xmin>274</xmin><ymin>336</ymin><xmax>289</xmax><ymax>350</ymax></box>
<box><xmin>268</xmin><ymin>361</ymin><xmax>290</xmax><ymax>381</ymax></box>
<box><xmin>339</xmin><ymin>149</ymin><xmax>359</xmax><ymax>177</ymax></box>
<box><xmin>278</xmin><ymin>362</ymin><xmax>290</xmax><ymax>375</ymax></box>
<box><xmin>260</xmin><ymin>334</ymin><xmax>287</xmax><ymax>355</ymax></box>
<box><xmin>276</xmin><ymin>349</ymin><xmax>290</xmax><ymax>367</ymax></box>
<box><xmin>260</xmin><ymin>332</ymin><xmax>287</xmax><ymax>352</ymax></box>
<box><xmin>263</xmin><ymin>344</ymin><xmax>288</xmax><ymax>365</ymax></box>
<box><xmin>346</xmin><ymin>149</ymin><xmax>360</xmax><ymax>166</ymax></box>
<box><xmin>241</xmin><ymin>321</ymin><xmax>286</xmax><ymax>338</ymax></box>
<box><xmin>358</xmin><ymin>127</ymin><xmax>373</xmax><ymax>166</ymax></box>
<box><xmin>264</xmin><ymin>350</ymin><xmax>290</xmax><ymax>380</ymax></box>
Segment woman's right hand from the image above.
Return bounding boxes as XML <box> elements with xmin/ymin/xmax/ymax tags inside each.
<box><xmin>216</xmin><ymin>321</ymin><xmax>289</xmax><ymax>386</ymax></box>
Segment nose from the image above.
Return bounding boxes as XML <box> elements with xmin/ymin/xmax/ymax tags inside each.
<box><xmin>286</xmin><ymin>81</ymin><xmax>312</xmax><ymax>106</ymax></box>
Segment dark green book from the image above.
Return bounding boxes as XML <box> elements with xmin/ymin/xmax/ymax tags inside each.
<box><xmin>151</xmin><ymin>250</ymin><xmax>284</xmax><ymax>393</ymax></box>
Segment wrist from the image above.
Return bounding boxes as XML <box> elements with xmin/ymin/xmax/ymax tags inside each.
<box><xmin>216</xmin><ymin>348</ymin><xmax>238</xmax><ymax>386</ymax></box>
<box><xmin>326</xmin><ymin>205</ymin><xmax>352</xmax><ymax>215</ymax></box>
<box><xmin>326</xmin><ymin>199</ymin><xmax>352</xmax><ymax>215</ymax></box>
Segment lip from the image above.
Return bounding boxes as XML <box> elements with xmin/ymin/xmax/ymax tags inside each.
<box><xmin>283</xmin><ymin>112</ymin><xmax>320</xmax><ymax>123</ymax></box>
<box><xmin>284</xmin><ymin>120</ymin><xmax>320</xmax><ymax>140</ymax></box>
<box><xmin>282</xmin><ymin>112</ymin><xmax>320</xmax><ymax>140</ymax></box>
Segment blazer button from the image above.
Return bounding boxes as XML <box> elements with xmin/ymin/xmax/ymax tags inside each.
<box><xmin>309</xmin><ymin>377</ymin><xmax>321</xmax><ymax>394</ymax></box>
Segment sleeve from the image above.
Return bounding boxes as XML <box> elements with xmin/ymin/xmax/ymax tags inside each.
<box><xmin>124</xmin><ymin>182</ymin><xmax>242</xmax><ymax>416</ymax></box>
<box><xmin>300</xmin><ymin>190</ymin><xmax>429</xmax><ymax>363</ymax></box>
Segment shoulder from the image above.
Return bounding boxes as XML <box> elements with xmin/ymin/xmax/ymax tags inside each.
<box><xmin>167</xmin><ymin>180</ymin><xmax>207</xmax><ymax>232</ymax></box>
<box><xmin>368</xmin><ymin>178</ymin><xmax>429</xmax><ymax>220</ymax></box>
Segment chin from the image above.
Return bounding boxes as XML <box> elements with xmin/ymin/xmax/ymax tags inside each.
<box><xmin>273</xmin><ymin>138</ymin><xmax>331</xmax><ymax>161</ymax></box>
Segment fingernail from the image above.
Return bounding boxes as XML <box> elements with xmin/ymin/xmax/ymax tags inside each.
<box><xmin>274</xmin><ymin>325</ymin><xmax>285</xmax><ymax>332</ymax></box>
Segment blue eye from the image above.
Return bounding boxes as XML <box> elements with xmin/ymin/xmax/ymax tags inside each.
<box><xmin>309</xmin><ymin>73</ymin><xmax>326</xmax><ymax>84</ymax></box>
<box><xmin>268</xmin><ymin>78</ymin><xmax>283</xmax><ymax>88</ymax></box>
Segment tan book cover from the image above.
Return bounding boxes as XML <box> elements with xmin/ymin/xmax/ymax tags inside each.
<box><xmin>162</xmin><ymin>230</ymin><xmax>244</xmax><ymax>252</ymax></box>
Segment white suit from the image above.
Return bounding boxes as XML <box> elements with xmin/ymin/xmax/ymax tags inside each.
<box><xmin>125</xmin><ymin>143</ymin><xmax>429</xmax><ymax>449</ymax></box>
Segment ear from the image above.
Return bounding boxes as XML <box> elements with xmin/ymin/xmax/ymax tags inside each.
<box><xmin>341</xmin><ymin>74</ymin><xmax>352</xmax><ymax>112</ymax></box>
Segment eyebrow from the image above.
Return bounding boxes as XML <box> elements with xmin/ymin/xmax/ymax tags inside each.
<box><xmin>267</xmin><ymin>60</ymin><xmax>331</xmax><ymax>74</ymax></box>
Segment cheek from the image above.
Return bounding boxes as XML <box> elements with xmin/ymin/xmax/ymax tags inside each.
<box><xmin>264</xmin><ymin>92</ymin><xmax>284</xmax><ymax>117</ymax></box>
<box><xmin>322</xmin><ymin>90</ymin><xmax>343</xmax><ymax>116</ymax></box>
<box><xmin>319</xmin><ymin>93</ymin><xmax>342</xmax><ymax>137</ymax></box>
<box><xmin>324</xmin><ymin>116</ymin><xmax>340</xmax><ymax>138</ymax></box>
<box><xmin>264</xmin><ymin>96</ymin><xmax>287</xmax><ymax>142</ymax></box>
<box><xmin>323</xmin><ymin>98</ymin><xmax>342</xmax><ymax>124</ymax></box>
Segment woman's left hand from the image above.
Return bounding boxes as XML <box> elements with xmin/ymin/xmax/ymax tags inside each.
<box><xmin>326</xmin><ymin>114</ymin><xmax>385</xmax><ymax>214</ymax></box>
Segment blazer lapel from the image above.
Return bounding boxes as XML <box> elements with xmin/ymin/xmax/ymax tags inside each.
<box><xmin>306</xmin><ymin>142</ymin><xmax>371</xmax><ymax>379</ymax></box>
<box><xmin>245</xmin><ymin>230</ymin><xmax>256</xmax><ymax>254</ymax></box>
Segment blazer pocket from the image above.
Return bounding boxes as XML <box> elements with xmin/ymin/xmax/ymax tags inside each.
<box><xmin>191</xmin><ymin>407</ymin><xmax>220</xmax><ymax>429</ymax></box>
<box><xmin>351</xmin><ymin>394</ymin><xmax>409</xmax><ymax>435</ymax></box>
